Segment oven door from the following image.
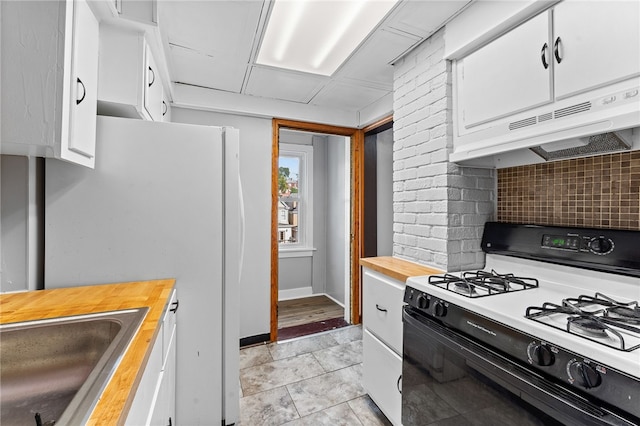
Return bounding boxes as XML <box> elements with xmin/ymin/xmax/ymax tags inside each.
<box><xmin>402</xmin><ymin>307</ymin><xmax>635</xmax><ymax>426</ymax></box>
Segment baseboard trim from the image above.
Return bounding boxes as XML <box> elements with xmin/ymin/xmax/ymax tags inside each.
<box><xmin>240</xmin><ymin>333</ymin><xmax>270</xmax><ymax>348</ymax></box>
<box><xmin>278</xmin><ymin>286</ymin><xmax>313</xmax><ymax>301</ymax></box>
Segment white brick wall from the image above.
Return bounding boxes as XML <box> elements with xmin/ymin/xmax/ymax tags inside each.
<box><xmin>392</xmin><ymin>28</ymin><xmax>496</xmax><ymax>272</ymax></box>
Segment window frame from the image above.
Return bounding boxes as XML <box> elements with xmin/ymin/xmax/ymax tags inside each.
<box><xmin>278</xmin><ymin>143</ymin><xmax>314</xmax><ymax>257</ymax></box>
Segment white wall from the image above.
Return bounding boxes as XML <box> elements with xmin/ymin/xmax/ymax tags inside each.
<box><xmin>311</xmin><ymin>135</ymin><xmax>328</xmax><ymax>296</ymax></box>
<box><xmin>376</xmin><ymin>128</ymin><xmax>394</xmax><ymax>256</ymax></box>
<box><xmin>171</xmin><ymin>107</ymin><xmax>271</xmax><ymax>339</ymax></box>
<box><xmin>325</xmin><ymin>136</ymin><xmax>349</xmax><ymax>303</ymax></box>
<box><xmin>277</xmin><ymin>131</ymin><xmax>328</xmax><ymax>299</ymax></box>
<box><xmin>1</xmin><ymin>155</ymin><xmax>41</xmax><ymax>293</ymax></box>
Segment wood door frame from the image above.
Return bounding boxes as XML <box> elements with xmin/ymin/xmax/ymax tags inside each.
<box><xmin>271</xmin><ymin>118</ymin><xmax>364</xmax><ymax>342</ymax></box>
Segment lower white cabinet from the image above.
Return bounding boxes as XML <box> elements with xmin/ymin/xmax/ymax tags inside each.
<box><xmin>126</xmin><ymin>289</ymin><xmax>177</xmax><ymax>425</ymax></box>
<box><xmin>363</xmin><ymin>330</ymin><xmax>402</xmax><ymax>426</ymax></box>
<box><xmin>362</xmin><ymin>266</ymin><xmax>404</xmax><ymax>426</ymax></box>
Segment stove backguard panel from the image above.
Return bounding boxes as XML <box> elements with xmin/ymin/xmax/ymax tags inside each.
<box><xmin>481</xmin><ymin>222</ymin><xmax>640</xmax><ymax>277</ymax></box>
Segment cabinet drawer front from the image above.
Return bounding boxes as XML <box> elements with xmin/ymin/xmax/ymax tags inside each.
<box><xmin>363</xmin><ymin>268</ymin><xmax>404</xmax><ymax>354</ymax></box>
<box><xmin>363</xmin><ymin>330</ymin><xmax>402</xmax><ymax>426</ymax></box>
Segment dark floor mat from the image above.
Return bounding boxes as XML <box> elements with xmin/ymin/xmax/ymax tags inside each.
<box><xmin>278</xmin><ymin>317</ymin><xmax>349</xmax><ymax>341</ymax></box>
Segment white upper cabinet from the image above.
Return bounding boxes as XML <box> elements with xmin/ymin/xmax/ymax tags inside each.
<box><xmin>456</xmin><ymin>11</ymin><xmax>552</xmax><ymax>129</ymax></box>
<box><xmin>553</xmin><ymin>1</ymin><xmax>640</xmax><ymax>100</ymax></box>
<box><xmin>455</xmin><ymin>1</ymin><xmax>640</xmax><ymax>131</ymax></box>
<box><xmin>1</xmin><ymin>0</ymin><xmax>99</xmax><ymax>168</ymax></box>
<box><xmin>98</xmin><ymin>25</ymin><xmax>164</xmax><ymax>121</ymax></box>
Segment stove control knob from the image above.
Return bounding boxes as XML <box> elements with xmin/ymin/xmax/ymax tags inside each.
<box><xmin>433</xmin><ymin>301</ymin><xmax>447</xmax><ymax>317</ymax></box>
<box><xmin>568</xmin><ymin>361</ymin><xmax>602</xmax><ymax>389</ymax></box>
<box><xmin>527</xmin><ymin>343</ymin><xmax>555</xmax><ymax>366</ymax></box>
<box><xmin>588</xmin><ymin>237</ymin><xmax>614</xmax><ymax>255</ymax></box>
<box><xmin>416</xmin><ymin>294</ymin><xmax>429</xmax><ymax>309</ymax></box>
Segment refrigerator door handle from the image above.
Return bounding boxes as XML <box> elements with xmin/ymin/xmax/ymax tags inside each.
<box><xmin>238</xmin><ymin>175</ymin><xmax>246</xmax><ymax>283</ymax></box>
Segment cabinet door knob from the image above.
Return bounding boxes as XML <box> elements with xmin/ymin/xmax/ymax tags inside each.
<box><xmin>540</xmin><ymin>43</ymin><xmax>549</xmax><ymax>69</ymax></box>
<box><xmin>148</xmin><ymin>66</ymin><xmax>156</xmax><ymax>87</ymax></box>
<box><xmin>554</xmin><ymin>37</ymin><xmax>563</xmax><ymax>64</ymax></box>
<box><xmin>76</xmin><ymin>78</ymin><xmax>86</xmax><ymax>105</ymax></box>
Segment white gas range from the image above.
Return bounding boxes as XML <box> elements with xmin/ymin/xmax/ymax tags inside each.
<box><xmin>402</xmin><ymin>223</ymin><xmax>640</xmax><ymax>426</ymax></box>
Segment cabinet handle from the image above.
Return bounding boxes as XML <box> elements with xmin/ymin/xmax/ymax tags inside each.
<box><xmin>162</xmin><ymin>100</ymin><xmax>168</xmax><ymax>116</ymax></box>
<box><xmin>540</xmin><ymin>43</ymin><xmax>549</xmax><ymax>69</ymax></box>
<box><xmin>375</xmin><ymin>304</ymin><xmax>387</xmax><ymax>313</ymax></box>
<box><xmin>554</xmin><ymin>36</ymin><xmax>563</xmax><ymax>64</ymax></box>
<box><xmin>167</xmin><ymin>416</ymin><xmax>172</xmax><ymax>426</ymax></box>
<box><xmin>397</xmin><ymin>375</ymin><xmax>402</xmax><ymax>394</ymax></box>
<box><xmin>76</xmin><ymin>78</ymin><xmax>86</xmax><ymax>105</ymax></box>
<box><xmin>148</xmin><ymin>66</ymin><xmax>156</xmax><ymax>87</ymax></box>
<box><xmin>170</xmin><ymin>299</ymin><xmax>179</xmax><ymax>313</ymax></box>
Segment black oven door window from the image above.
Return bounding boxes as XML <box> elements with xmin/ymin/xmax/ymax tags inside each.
<box><xmin>403</xmin><ymin>309</ymin><xmax>581</xmax><ymax>426</ymax></box>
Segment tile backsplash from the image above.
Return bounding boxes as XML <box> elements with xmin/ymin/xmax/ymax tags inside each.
<box><xmin>497</xmin><ymin>151</ymin><xmax>640</xmax><ymax>230</ymax></box>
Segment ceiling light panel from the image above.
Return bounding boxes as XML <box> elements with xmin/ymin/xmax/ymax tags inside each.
<box><xmin>257</xmin><ymin>0</ymin><xmax>398</xmax><ymax>76</ymax></box>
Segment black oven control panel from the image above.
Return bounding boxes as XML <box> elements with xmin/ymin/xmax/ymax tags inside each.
<box><xmin>481</xmin><ymin>222</ymin><xmax>640</xmax><ymax>277</ymax></box>
<box><xmin>541</xmin><ymin>233</ymin><xmax>615</xmax><ymax>255</ymax></box>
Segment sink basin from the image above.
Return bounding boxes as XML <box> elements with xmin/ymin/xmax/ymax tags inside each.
<box><xmin>0</xmin><ymin>308</ymin><xmax>148</xmax><ymax>426</ymax></box>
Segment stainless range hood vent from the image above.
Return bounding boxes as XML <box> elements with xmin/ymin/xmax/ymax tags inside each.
<box><xmin>530</xmin><ymin>131</ymin><xmax>632</xmax><ymax>161</ymax></box>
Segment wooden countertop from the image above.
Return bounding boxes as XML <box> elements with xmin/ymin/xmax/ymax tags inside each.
<box><xmin>0</xmin><ymin>279</ymin><xmax>176</xmax><ymax>425</ymax></box>
<box><xmin>360</xmin><ymin>256</ymin><xmax>443</xmax><ymax>283</ymax></box>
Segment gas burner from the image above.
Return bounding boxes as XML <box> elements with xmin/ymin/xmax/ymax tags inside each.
<box><xmin>452</xmin><ymin>281</ymin><xmax>477</xmax><ymax>296</ymax></box>
<box><xmin>568</xmin><ymin>316</ymin><xmax>609</xmax><ymax>337</ymax></box>
<box><xmin>607</xmin><ymin>306</ymin><xmax>640</xmax><ymax>322</ymax></box>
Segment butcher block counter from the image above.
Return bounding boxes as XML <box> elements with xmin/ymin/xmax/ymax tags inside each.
<box><xmin>0</xmin><ymin>278</ymin><xmax>176</xmax><ymax>425</ymax></box>
<box><xmin>360</xmin><ymin>256</ymin><xmax>443</xmax><ymax>282</ymax></box>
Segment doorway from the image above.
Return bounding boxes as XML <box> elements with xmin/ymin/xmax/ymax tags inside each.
<box><xmin>271</xmin><ymin>119</ymin><xmax>364</xmax><ymax>342</ymax></box>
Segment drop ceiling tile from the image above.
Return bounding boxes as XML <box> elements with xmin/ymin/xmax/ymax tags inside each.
<box><xmin>338</xmin><ymin>29</ymin><xmax>418</xmax><ymax>87</ymax></box>
<box><xmin>244</xmin><ymin>66</ymin><xmax>328</xmax><ymax>103</ymax></box>
<box><xmin>158</xmin><ymin>1</ymin><xmax>262</xmax><ymax>58</ymax></box>
<box><xmin>385</xmin><ymin>0</ymin><xmax>471</xmax><ymax>38</ymax></box>
<box><xmin>168</xmin><ymin>44</ymin><xmax>247</xmax><ymax>93</ymax></box>
<box><xmin>311</xmin><ymin>82</ymin><xmax>390</xmax><ymax>111</ymax></box>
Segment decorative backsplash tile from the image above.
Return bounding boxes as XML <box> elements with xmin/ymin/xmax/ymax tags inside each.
<box><xmin>497</xmin><ymin>151</ymin><xmax>640</xmax><ymax>230</ymax></box>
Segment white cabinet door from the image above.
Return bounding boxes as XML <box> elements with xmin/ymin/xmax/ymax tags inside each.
<box><xmin>457</xmin><ymin>11</ymin><xmax>552</xmax><ymax>128</ymax></box>
<box><xmin>98</xmin><ymin>25</ymin><xmax>164</xmax><ymax>121</ymax></box>
<box><xmin>126</xmin><ymin>327</ymin><xmax>163</xmax><ymax>426</ymax></box>
<box><xmin>150</xmin><ymin>324</ymin><xmax>176</xmax><ymax>426</ymax></box>
<box><xmin>553</xmin><ymin>1</ymin><xmax>640</xmax><ymax>100</ymax></box>
<box><xmin>67</xmin><ymin>0</ymin><xmax>99</xmax><ymax>159</ymax></box>
<box><xmin>144</xmin><ymin>46</ymin><xmax>164</xmax><ymax>121</ymax></box>
<box><xmin>363</xmin><ymin>330</ymin><xmax>402</xmax><ymax>426</ymax></box>
<box><xmin>1</xmin><ymin>0</ymin><xmax>98</xmax><ymax>168</ymax></box>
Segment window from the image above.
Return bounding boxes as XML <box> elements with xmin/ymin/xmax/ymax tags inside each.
<box><xmin>278</xmin><ymin>144</ymin><xmax>313</xmax><ymax>253</ymax></box>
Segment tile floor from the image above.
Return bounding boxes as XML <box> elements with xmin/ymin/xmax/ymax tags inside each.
<box><xmin>238</xmin><ymin>325</ymin><xmax>392</xmax><ymax>425</ymax></box>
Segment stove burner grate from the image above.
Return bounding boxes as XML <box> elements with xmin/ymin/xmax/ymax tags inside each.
<box><xmin>428</xmin><ymin>270</ymin><xmax>538</xmax><ymax>298</ymax></box>
<box><xmin>526</xmin><ymin>295</ymin><xmax>640</xmax><ymax>352</ymax></box>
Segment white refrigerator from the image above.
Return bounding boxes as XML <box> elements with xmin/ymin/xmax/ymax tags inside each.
<box><xmin>44</xmin><ymin>116</ymin><xmax>242</xmax><ymax>425</ymax></box>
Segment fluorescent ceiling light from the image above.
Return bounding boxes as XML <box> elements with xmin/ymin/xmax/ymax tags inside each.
<box><xmin>257</xmin><ymin>0</ymin><xmax>398</xmax><ymax>76</ymax></box>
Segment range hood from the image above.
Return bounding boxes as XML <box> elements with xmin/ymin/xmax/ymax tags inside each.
<box><xmin>529</xmin><ymin>130</ymin><xmax>634</xmax><ymax>161</ymax></box>
<box><xmin>451</xmin><ymin>80</ymin><xmax>640</xmax><ymax>168</ymax></box>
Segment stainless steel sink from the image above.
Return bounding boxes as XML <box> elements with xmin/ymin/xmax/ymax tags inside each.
<box><xmin>0</xmin><ymin>308</ymin><xmax>148</xmax><ymax>426</ymax></box>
